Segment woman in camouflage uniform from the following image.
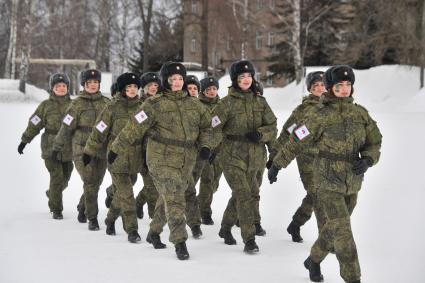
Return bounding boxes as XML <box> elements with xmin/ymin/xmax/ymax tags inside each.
<box><xmin>268</xmin><ymin>65</ymin><xmax>382</xmax><ymax>283</ymax></box>
<box><xmin>109</xmin><ymin>62</ymin><xmax>212</xmax><ymax>260</ymax></box>
<box><xmin>212</xmin><ymin>60</ymin><xmax>278</xmax><ymax>254</ymax></box>
<box><xmin>197</xmin><ymin>76</ymin><xmax>222</xmax><ymax>225</ymax></box>
<box><xmin>83</xmin><ymin>72</ymin><xmax>143</xmax><ymax>243</ymax></box>
<box><xmin>268</xmin><ymin>71</ymin><xmax>326</xmax><ymax>243</ymax></box>
<box><xmin>134</xmin><ymin>72</ymin><xmax>161</xmax><ymax>219</ymax></box>
<box><xmin>54</xmin><ymin>69</ymin><xmax>110</xmax><ymax>230</ymax></box>
<box><xmin>18</xmin><ymin>73</ymin><xmax>73</xmax><ymax>219</ymax></box>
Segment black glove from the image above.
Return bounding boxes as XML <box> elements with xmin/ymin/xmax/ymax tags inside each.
<box><xmin>17</xmin><ymin>142</ymin><xmax>26</xmax><ymax>154</ymax></box>
<box><xmin>245</xmin><ymin>131</ymin><xmax>262</xmax><ymax>143</ymax></box>
<box><xmin>268</xmin><ymin>164</ymin><xmax>281</xmax><ymax>184</ymax></box>
<box><xmin>266</xmin><ymin>159</ymin><xmax>273</xmax><ymax>169</ymax></box>
<box><xmin>208</xmin><ymin>152</ymin><xmax>217</xmax><ymax>164</ymax></box>
<box><xmin>108</xmin><ymin>150</ymin><xmax>118</xmax><ymax>164</ymax></box>
<box><xmin>82</xmin><ymin>153</ymin><xmax>92</xmax><ymax>166</ymax></box>
<box><xmin>352</xmin><ymin>157</ymin><xmax>373</xmax><ymax>175</ymax></box>
<box><xmin>199</xmin><ymin>147</ymin><xmax>211</xmax><ymax>160</ymax></box>
<box><xmin>51</xmin><ymin>150</ymin><xmax>60</xmax><ymax>161</ymax></box>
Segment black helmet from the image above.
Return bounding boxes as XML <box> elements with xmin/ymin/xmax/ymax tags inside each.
<box><xmin>140</xmin><ymin>72</ymin><xmax>161</xmax><ymax>89</ymax></box>
<box><xmin>186</xmin><ymin>75</ymin><xmax>201</xmax><ymax>91</ymax></box>
<box><xmin>229</xmin><ymin>60</ymin><xmax>256</xmax><ymax>82</ymax></box>
<box><xmin>200</xmin><ymin>76</ymin><xmax>219</xmax><ymax>93</ymax></box>
<box><xmin>306</xmin><ymin>71</ymin><xmax>325</xmax><ymax>91</ymax></box>
<box><xmin>324</xmin><ymin>65</ymin><xmax>355</xmax><ymax>91</ymax></box>
<box><xmin>80</xmin><ymin>69</ymin><xmax>101</xmax><ymax>86</ymax></box>
<box><xmin>116</xmin><ymin>72</ymin><xmax>142</xmax><ymax>92</ymax></box>
<box><xmin>49</xmin><ymin>73</ymin><xmax>70</xmax><ymax>90</ymax></box>
<box><xmin>159</xmin><ymin>62</ymin><xmax>186</xmax><ymax>90</ymax></box>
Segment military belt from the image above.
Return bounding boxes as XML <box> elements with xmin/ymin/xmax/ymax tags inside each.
<box><xmin>318</xmin><ymin>151</ymin><xmax>357</xmax><ymax>162</ymax></box>
<box><xmin>45</xmin><ymin>128</ymin><xmax>58</xmax><ymax>135</ymax></box>
<box><xmin>77</xmin><ymin>126</ymin><xmax>93</xmax><ymax>133</ymax></box>
<box><xmin>151</xmin><ymin>135</ymin><xmax>195</xmax><ymax>148</ymax></box>
<box><xmin>226</xmin><ymin>134</ymin><xmax>251</xmax><ymax>143</ymax></box>
<box><xmin>110</xmin><ymin>134</ymin><xmax>143</xmax><ymax>145</ymax></box>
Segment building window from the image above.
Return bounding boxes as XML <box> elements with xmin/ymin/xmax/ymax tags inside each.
<box><xmin>269</xmin><ymin>0</ymin><xmax>275</xmax><ymax>9</ymax></box>
<box><xmin>268</xmin><ymin>32</ymin><xmax>275</xmax><ymax>46</ymax></box>
<box><xmin>191</xmin><ymin>38</ymin><xmax>197</xmax><ymax>53</ymax></box>
<box><xmin>267</xmin><ymin>71</ymin><xmax>273</xmax><ymax>86</ymax></box>
<box><xmin>256</xmin><ymin>31</ymin><xmax>263</xmax><ymax>50</ymax></box>
<box><xmin>191</xmin><ymin>0</ymin><xmax>197</xmax><ymax>14</ymax></box>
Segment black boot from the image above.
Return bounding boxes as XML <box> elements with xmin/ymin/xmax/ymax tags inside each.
<box><xmin>218</xmin><ymin>228</ymin><xmax>237</xmax><ymax>245</ymax></box>
<box><xmin>104</xmin><ymin>218</ymin><xmax>116</xmax><ymax>235</ymax></box>
<box><xmin>88</xmin><ymin>218</ymin><xmax>100</xmax><ymax>231</ymax></box>
<box><xmin>304</xmin><ymin>257</ymin><xmax>324</xmax><ymax>282</ymax></box>
<box><xmin>105</xmin><ymin>195</ymin><xmax>113</xmax><ymax>209</ymax></box>
<box><xmin>287</xmin><ymin>221</ymin><xmax>303</xmax><ymax>243</ymax></box>
<box><xmin>191</xmin><ymin>225</ymin><xmax>203</xmax><ymax>239</ymax></box>
<box><xmin>136</xmin><ymin>202</ymin><xmax>144</xmax><ymax>219</ymax></box>
<box><xmin>146</xmin><ymin>232</ymin><xmax>166</xmax><ymax>249</ymax></box>
<box><xmin>77</xmin><ymin>205</ymin><xmax>87</xmax><ymax>223</ymax></box>
<box><xmin>243</xmin><ymin>239</ymin><xmax>259</xmax><ymax>254</ymax></box>
<box><xmin>255</xmin><ymin>223</ymin><xmax>266</xmax><ymax>236</ymax></box>
<box><xmin>201</xmin><ymin>215</ymin><xmax>214</xmax><ymax>225</ymax></box>
<box><xmin>128</xmin><ymin>231</ymin><xmax>141</xmax><ymax>243</ymax></box>
<box><xmin>52</xmin><ymin>211</ymin><xmax>63</xmax><ymax>220</ymax></box>
<box><xmin>175</xmin><ymin>242</ymin><xmax>189</xmax><ymax>260</ymax></box>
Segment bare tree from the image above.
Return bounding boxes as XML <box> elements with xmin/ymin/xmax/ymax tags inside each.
<box><xmin>94</xmin><ymin>0</ymin><xmax>112</xmax><ymax>71</ymax></box>
<box><xmin>416</xmin><ymin>0</ymin><xmax>425</xmax><ymax>88</ymax></box>
<box><xmin>18</xmin><ymin>0</ymin><xmax>32</xmax><ymax>93</ymax></box>
<box><xmin>137</xmin><ymin>0</ymin><xmax>154</xmax><ymax>73</ymax></box>
<box><xmin>4</xmin><ymin>0</ymin><xmax>18</xmax><ymax>79</ymax></box>
<box><xmin>268</xmin><ymin>0</ymin><xmax>333</xmax><ymax>83</ymax></box>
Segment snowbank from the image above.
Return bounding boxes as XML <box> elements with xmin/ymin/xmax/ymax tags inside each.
<box><xmin>0</xmin><ymin>79</ymin><xmax>49</xmax><ymax>103</ymax></box>
<box><xmin>219</xmin><ymin>65</ymin><xmax>423</xmax><ymax>113</ymax></box>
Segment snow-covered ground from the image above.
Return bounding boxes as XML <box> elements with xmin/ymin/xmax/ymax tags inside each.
<box><xmin>1</xmin><ymin>65</ymin><xmax>424</xmax><ymax>283</ymax></box>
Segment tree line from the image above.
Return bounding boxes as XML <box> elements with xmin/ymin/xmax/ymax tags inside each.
<box><xmin>0</xmin><ymin>0</ymin><xmax>423</xmax><ymax>92</ymax></box>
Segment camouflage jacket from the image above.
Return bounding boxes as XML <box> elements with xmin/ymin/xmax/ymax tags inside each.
<box><xmin>54</xmin><ymin>91</ymin><xmax>110</xmax><ymax>161</ymax></box>
<box><xmin>212</xmin><ymin>87</ymin><xmax>278</xmax><ymax>171</ymax></box>
<box><xmin>84</xmin><ymin>94</ymin><xmax>143</xmax><ymax>173</ymax></box>
<box><xmin>21</xmin><ymin>92</ymin><xmax>72</xmax><ymax>161</ymax></box>
<box><xmin>111</xmin><ymin>90</ymin><xmax>212</xmax><ymax>175</ymax></box>
<box><xmin>273</xmin><ymin>95</ymin><xmax>382</xmax><ymax>194</ymax></box>
<box><xmin>269</xmin><ymin>94</ymin><xmax>321</xmax><ymax>180</ymax></box>
<box><xmin>198</xmin><ymin>92</ymin><xmax>219</xmax><ymax>111</ymax></box>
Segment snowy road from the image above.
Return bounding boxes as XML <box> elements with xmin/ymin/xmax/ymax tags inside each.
<box><xmin>1</xmin><ymin>101</ymin><xmax>424</xmax><ymax>283</ymax></box>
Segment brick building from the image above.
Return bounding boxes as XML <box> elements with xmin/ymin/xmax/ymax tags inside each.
<box><xmin>183</xmin><ymin>0</ymin><xmax>286</xmax><ymax>86</ymax></box>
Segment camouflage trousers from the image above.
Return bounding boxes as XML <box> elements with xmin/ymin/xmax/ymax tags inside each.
<box><xmin>135</xmin><ymin>166</ymin><xmax>159</xmax><ymax>219</ymax></box>
<box><xmin>44</xmin><ymin>158</ymin><xmax>74</xmax><ymax>213</ymax></box>
<box><xmin>74</xmin><ymin>158</ymin><xmax>107</xmax><ymax>220</ymax></box>
<box><xmin>185</xmin><ymin>174</ymin><xmax>202</xmax><ymax>228</ymax></box>
<box><xmin>221</xmin><ymin>167</ymin><xmax>264</xmax><ymax>232</ymax></box>
<box><xmin>221</xmin><ymin>166</ymin><xmax>263</xmax><ymax>243</ymax></box>
<box><xmin>310</xmin><ymin>190</ymin><xmax>360</xmax><ymax>282</ymax></box>
<box><xmin>292</xmin><ymin>193</ymin><xmax>314</xmax><ymax>226</ymax></box>
<box><xmin>107</xmin><ymin>173</ymin><xmax>138</xmax><ymax>234</ymax></box>
<box><xmin>198</xmin><ymin>159</ymin><xmax>223</xmax><ymax>218</ymax></box>
<box><xmin>149</xmin><ymin>167</ymin><xmax>190</xmax><ymax>245</ymax></box>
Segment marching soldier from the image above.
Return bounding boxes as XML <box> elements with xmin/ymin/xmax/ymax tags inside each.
<box><xmin>108</xmin><ymin>62</ymin><xmax>212</xmax><ymax>260</ymax></box>
<box><xmin>54</xmin><ymin>69</ymin><xmax>109</xmax><ymax>230</ymax></box>
<box><xmin>18</xmin><ymin>73</ymin><xmax>74</xmax><ymax>219</ymax></box>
